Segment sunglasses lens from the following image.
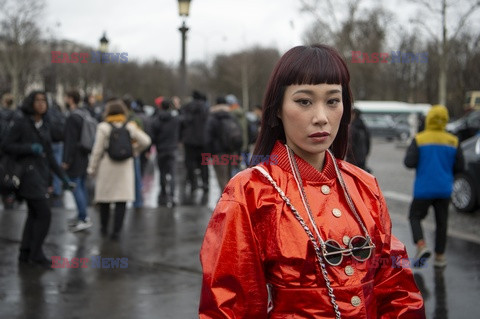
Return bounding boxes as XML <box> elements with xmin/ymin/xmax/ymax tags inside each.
<box><xmin>325</xmin><ymin>240</ymin><xmax>343</xmax><ymax>265</ymax></box>
<box><xmin>350</xmin><ymin>236</ymin><xmax>372</xmax><ymax>261</ymax></box>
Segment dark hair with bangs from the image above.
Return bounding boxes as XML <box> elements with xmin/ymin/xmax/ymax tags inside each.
<box><xmin>251</xmin><ymin>44</ymin><xmax>353</xmax><ymax>163</ymax></box>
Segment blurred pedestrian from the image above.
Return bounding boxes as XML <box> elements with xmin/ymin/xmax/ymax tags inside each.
<box><xmin>346</xmin><ymin>108</ymin><xmax>371</xmax><ymax>171</ymax></box>
<box><xmin>200</xmin><ymin>44</ymin><xmax>425</xmax><ymax>318</ymax></box>
<box><xmin>226</xmin><ymin>94</ymin><xmax>248</xmax><ymax>173</ymax></box>
<box><xmin>404</xmin><ymin>104</ymin><xmax>464</xmax><ymax>268</ymax></box>
<box><xmin>83</xmin><ymin>93</ymin><xmax>103</xmax><ymax>122</ymax></box>
<box><xmin>133</xmin><ymin>99</ymin><xmax>153</xmax><ymax>178</ymax></box>
<box><xmin>204</xmin><ymin>96</ymin><xmax>238</xmax><ymax>191</ymax></box>
<box><xmin>62</xmin><ymin>90</ymin><xmax>93</xmax><ymax>232</ymax></box>
<box><xmin>1</xmin><ymin>92</ymin><xmax>17</xmax><ymax>209</ymax></box>
<box><xmin>44</xmin><ymin>94</ymin><xmax>66</xmax><ymax>207</ymax></box>
<box><xmin>151</xmin><ymin>98</ymin><xmax>181</xmax><ymax>207</ymax></box>
<box><xmin>87</xmin><ymin>99</ymin><xmax>150</xmax><ymax>239</ymax></box>
<box><xmin>3</xmin><ymin>91</ymin><xmax>73</xmax><ymax>268</ymax></box>
<box><xmin>180</xmin><ymin>90</ymin><xmax>209</xmax><ymax>193</ymax></box>
<box><xmin>123</xmin><ymin>94</ymin><xmax>145</xmax><ymax>210</ymax></box>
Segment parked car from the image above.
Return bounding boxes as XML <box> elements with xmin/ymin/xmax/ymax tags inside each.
<box><xmin>362</xmin><ymin>114</ymin><xmax>410</xmax><ymax>141</ymax></box>
<box><xmin>451</xmin><ymin>134</ymin><xmax>480</xmax><ymax>212</ymax></box>
<box><xmin>446</xmin><ymin>110</ymin><xmax>480</xmax><ymax>142</ymax></box>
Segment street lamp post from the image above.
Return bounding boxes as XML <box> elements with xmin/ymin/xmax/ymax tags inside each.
<box><xmin>178</xmin><ymin>0</ymin><xmax>191</xmax><ymax>99</ymax></box>
<box><xmin>99</xmin><ymin>32</ymin><xmax>109</xmax><ymax>99</ymax></box>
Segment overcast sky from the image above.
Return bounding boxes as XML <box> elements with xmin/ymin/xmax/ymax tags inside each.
<box><xmin>44</xmin><ymin>0</ymin><xmax>480</xmax><ymax>65</ymax></box>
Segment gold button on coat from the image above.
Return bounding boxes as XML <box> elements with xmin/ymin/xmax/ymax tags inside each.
<box><xmin>345</xmin><ymin>265</ymin><xmax>354</xmax><ymax>276</ymax></box>
<box><xmin>351</xmin><ymin>296</ymin><xmax>361</xmax><ymax>307</ymax></box>
<box><xmin>321</xmin><ymin>185</ymin><xmax>330</xmax><ymax>194</ymax></box>
<box><xmin>332</xmin><ymin>208</ymin><xmax>342</xmax><ymax>218</ymax></box>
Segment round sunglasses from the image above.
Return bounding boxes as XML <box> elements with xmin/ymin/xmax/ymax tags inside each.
<box><xmin>322</xmin><ymin>235</ymin><xmax>376</xmax><ymax>266</ymax></box>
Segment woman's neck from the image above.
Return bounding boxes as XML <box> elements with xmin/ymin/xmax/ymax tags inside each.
<box><xmin>287</xmin><ymin>144</ymin><xmax>326</xmax><ymax>172</ymax></box>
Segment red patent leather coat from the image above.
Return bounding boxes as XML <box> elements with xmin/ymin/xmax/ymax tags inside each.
<box><xmin>200</xmin><ymin>141</ymin><xmax>425</xmax><ymax>318</ymax></box>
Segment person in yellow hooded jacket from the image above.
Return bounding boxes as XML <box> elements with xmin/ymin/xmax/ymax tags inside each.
<box><xmin>404</xmin><ymin>105</ymin><xmax>464</xmax><ymax>268</ymax></box>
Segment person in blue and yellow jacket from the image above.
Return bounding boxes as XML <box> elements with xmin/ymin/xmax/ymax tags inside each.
<box><xmin>404</xmin><ymin>104</ymin><xmax>464</xmax><ymax>268</ymax></box>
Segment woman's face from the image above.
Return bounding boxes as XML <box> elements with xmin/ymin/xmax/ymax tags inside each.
<box><xmin>279</xmin><ymin>83</ymin><xmax>343</xmax><ymax>168</ymax></box>
<box><xmin>33</xmin><ymin>94</ymin><xmax>48</xmax><ymax>115</ymax></box>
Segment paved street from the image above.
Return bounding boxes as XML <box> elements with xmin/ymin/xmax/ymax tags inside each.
<box><xmin>0</xmin><ymin>140</ymin><xmax>479</xmax><ymax>318</ymax></box>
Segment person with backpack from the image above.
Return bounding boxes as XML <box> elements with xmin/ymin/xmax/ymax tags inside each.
<box><xmin>204</xmin><ymin>96</ymin><xmax>243</xmax><ymax>191</ymax></box>
<box><xmin>151</xmin><ymin>98</ymin><xmax>181</xmax><ymax>207</ymax></box>
<box><xmin>62</xmin><ymin>90</ymin><xmax>95</xmax><ymax>232</ymax></box>
<box><xmin>87</xmin><ymin>99</ymin><xmax>151</xmax><ymax>240</ymax></box>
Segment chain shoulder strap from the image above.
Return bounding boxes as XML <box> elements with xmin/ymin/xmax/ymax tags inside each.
<box><xmin>252</xmin><ymin>166</ymin><xmax>341</xmax><ymax>319</ymax></box>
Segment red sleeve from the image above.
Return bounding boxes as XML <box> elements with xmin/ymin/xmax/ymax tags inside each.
<box><xmin>199</xmin><ymin>199</ymin><xmax>268</xmax><ymax>318</ymax></box>
<box><xmin>373</xmin><ymin>188</ymin><xmax>426</xmax><ymax>319</ymax></box>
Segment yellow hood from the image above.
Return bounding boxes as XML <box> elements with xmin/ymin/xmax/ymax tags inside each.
<box><xmin>425</xmin><ymin>104</ymin><xmax>449</xmax><ymax>131</ymax></box>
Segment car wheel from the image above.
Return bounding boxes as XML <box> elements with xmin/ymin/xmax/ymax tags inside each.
<box><xmin>451</xmin><ymin>173</ymin><xmax>478</xmax><ymax>212</ymax></box>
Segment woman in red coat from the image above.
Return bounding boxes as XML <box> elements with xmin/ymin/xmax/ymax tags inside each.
<box><xmin>199</xmin><ymin>44</ymin><xmax>425</xmax><ymax>318</ymax></box>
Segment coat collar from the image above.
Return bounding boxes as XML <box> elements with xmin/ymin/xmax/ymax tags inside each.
<box><xmin>270</xmin><ymin>141</ymin><xmax>337</xmax><ymax>183</ymax></box>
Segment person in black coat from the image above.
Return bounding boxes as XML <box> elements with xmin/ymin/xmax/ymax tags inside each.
<box><xmin>180</xmin><ymin>90</ymin><xmax>209</xmax><ymax>193</ymax></box>
<box><xmin>152</xmin><ymin>99</ymin><xmax>181</xmax><ymax>206</ymax></box>
<box><xmin>346</xmin><ymin>108</ymin><xmax>371</xmax><ymax>172</ymax></box>
<box><xmin>3</xmin><ymin>91</ymin><xmax>72</xmax><ymax>269</ymax></box>
<box><xmin>204</xmin><ymin>96</ymin><xmax>236</xmax><ymax>191</ymax></box>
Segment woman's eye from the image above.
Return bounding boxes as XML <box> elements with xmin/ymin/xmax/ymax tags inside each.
<box><xmin>295</xmin><ymin>99</ymin><xmax>311</xmax><ymax>107</ymax></box>
<box><xmin>328</xmin><ymin>98</ymin><xmax>341</xmax><ymax>106</ymax></box>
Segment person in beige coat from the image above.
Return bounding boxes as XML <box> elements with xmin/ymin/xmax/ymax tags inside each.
<box><xmin>87</xmin><ymin>99</ymin><xmax>151</xmax><ymax>239</ymax></box>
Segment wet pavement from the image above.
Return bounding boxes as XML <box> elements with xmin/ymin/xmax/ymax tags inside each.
<box><xmin>0</xmin><ymin>144</ymin><xmax>479</xmax><ymax>319</ymax></box>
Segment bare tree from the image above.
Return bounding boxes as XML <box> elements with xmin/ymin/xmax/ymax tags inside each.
<box><xmin>0</xmin><ymin>0</ymin><xmax>45</xmax><ymax>104</ymax></box>
<box><xmin>208</xmin><ymin>47</ymin><xmax>280</xmax><ymax>109</ymax></box>
<box><xmin>408</xmin><ymin>0</ymin><xmax>480</xmax><ymax>108</ymax></box>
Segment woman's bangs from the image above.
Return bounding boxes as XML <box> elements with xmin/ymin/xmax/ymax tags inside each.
<box><xmin>285</xmin><ymin>49</ymin><xmax>349</xmax><ymax>86</ymax></box>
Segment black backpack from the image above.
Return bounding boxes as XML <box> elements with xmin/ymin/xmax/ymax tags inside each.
<box><xmin>218</xmin><ymin>113</ymin><xmax>243</xmax><ymax>153</ymax></box>
<box><xmin>107</xmin><ymin>122</ymin><xmax>133</xmax><ymax>161</ymax></box>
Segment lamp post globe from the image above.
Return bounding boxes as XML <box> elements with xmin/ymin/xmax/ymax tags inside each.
<box><xmin>99</xmin><ymin>32</ymin><xmax>109</xmax><ymax>53</ymax></box>
<box><xmin>178</xmin><ymin>0</ymin><xmax>191</xmax><ymax>17</ymax></box>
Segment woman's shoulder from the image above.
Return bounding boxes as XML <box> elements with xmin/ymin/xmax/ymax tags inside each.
<box><xmin>227</xmin><ymin>167</ymin><xmax>262</xmax><ymax>189</ymax></box>
<box><xmin>337</xmin><ymin>159</ymin><xmax>380</xmax><ymax>195</ymax></box>
<box><xmin>224</xmin><ymin>164</ymin><xmax>287</xmax><ymax>200</ymax></box>
<box><xmin>97</xmin><ymin>121</ymin><xmax>112</xmax><ymax>131</ymax></box>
